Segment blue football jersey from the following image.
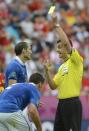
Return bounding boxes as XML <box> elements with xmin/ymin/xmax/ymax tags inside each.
<box><xmin>0</xmin><ymin>83</ymin><xmax>41</xmax><ymax>113</ymax></box>
<box><xmin>5</xmin><ymin>59</ymin><xmax>27</xmax><ymax>88</ymax></box>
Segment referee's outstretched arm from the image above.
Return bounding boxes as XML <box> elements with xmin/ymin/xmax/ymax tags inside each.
<box><xmin>51</xmin><ymin>12</ymin><xmax>72</xmax><ymax>54</ymax></box>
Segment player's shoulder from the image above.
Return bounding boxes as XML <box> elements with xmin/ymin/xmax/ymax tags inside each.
<box><xmin>6</xmin><ymin>58</ymin><xmax>26</xmax><ymax>72</ymax></box>
<box><xmin>7</xmin><ymin>59</ymin><xmax>21</xmax><ymax>69</ymax></box>
<box><xmin>7</xmin><ymin>59</ymin><xmax>18</xmax><ymax>67</ymax></box>
<box><xmin>27</xmin><ymin>83</ymin><xmax>37</xmax><ymax>89</ymax></box>
<box><xmin>28</xmin><ymin>83</ymin><xmax>40</xmax><ymax>93</ymax></box>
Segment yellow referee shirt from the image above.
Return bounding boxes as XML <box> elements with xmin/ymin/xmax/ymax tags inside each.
<box><xmin>53</xmin><ymin>49</ymin><xmax>83</xmax><ymax>99</ymax></box>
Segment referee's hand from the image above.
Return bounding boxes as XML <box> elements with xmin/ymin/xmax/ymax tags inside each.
<box><xmin>43</xmin><ymin>60</ymin><xmax>50</xmax><ymax>74</ymax></box>
<box><xmin>52</xmin><ymin>12</ymin><xmax>57</xmax><ymax>24</ymax></box>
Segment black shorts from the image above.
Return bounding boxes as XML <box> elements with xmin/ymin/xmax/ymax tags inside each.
<box><xmin>54</xmin><ymin>97</ymin><xmax>82</xmax><ymax>131</ymax></box>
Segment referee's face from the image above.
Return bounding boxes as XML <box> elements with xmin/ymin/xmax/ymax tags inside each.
<box><xmin>56</xmin><ymin>42</ymin><xmax>68</xmax><ymax>61</ymax></box>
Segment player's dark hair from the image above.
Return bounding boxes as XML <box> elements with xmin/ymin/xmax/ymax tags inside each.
<box><xmin>15</xmin><ymin>42</ymin><xmax>28</xmax><ymax>55</ymax></box>
<box><xmin>29</xmin><ymin>73</ymin><xmax>45</xmax><ymax>84</ymax></box>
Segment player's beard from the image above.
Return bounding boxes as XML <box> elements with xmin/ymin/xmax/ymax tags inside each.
<box><xmin>24</xmin><ymin>55</ymin><xmax>31</xmax><ymax>61</ymax></box>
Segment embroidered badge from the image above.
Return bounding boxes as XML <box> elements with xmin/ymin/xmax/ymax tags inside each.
<box><xmin>62</xmin><ymin>66</ymin><xmax>68</xmax><ymax>76</ymax></box>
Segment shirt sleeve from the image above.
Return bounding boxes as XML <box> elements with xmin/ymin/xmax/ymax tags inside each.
<box><xmin>30</xmin><ymin>88</ymin><xmax>41</xmax><ymax>107</ymax></box>
<box><xmin>70</xmin><ymin>49</ymin><xmax>83</xmax><ymax>64</ymax></box>
<box><xmin>30</xmin><ymin>98</ymin><xmax>39</xmax><ymax>107</ymax></box>
<box><xmin>8</xmin><ymin>71</ymin><xmax>17</xmax><ymax>80</ymax></box>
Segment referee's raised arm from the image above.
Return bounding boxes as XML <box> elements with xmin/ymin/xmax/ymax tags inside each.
<box><xmin>51</xmin><ymin>12</ymin><xmax>72</xmax><ymax>54</ymax></box>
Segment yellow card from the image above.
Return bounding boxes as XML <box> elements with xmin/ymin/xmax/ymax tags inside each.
<box><xmin>48</xmin><ymin>6</ymin><xmax>55</xmax><ymax>14</ymax></box>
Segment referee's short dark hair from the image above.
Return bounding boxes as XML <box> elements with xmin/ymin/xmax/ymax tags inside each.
<box><xmin>29</xmin><ymin>73</ymin><xmax>45</xmax><ymax>84</ymax></box>
<box><xmin>15</xmin><ymin>42</ymin><xmax>28</xmax><ymax>56</ymax></box>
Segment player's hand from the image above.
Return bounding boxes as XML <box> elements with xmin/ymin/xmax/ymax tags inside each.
<box><xmin>38</xmin><ymin>127</ymin><xmax>42</xmax><ymax>131</ymax></box>
<box><xmin>38</xmin><ymin>101</ymin><xmax>44</xmax><ymax>108</ymax></box>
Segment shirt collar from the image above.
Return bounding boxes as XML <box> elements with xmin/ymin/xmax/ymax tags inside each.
<box><xmin>15</xmin><ymin>56</ymin><xmax>25</xmax><ymax>66</ymax></box>
<box><xmin>29</xmin><ymin>82</ymin><xmax>41</xmax><ymax>96</ymax></box>
<box><xmin>29</xmin><ymin>82</ymin><xmax>39</xmax><ymax>90</ymax></box>
<box><xmin>29</xmin><ymin>82</ymin><xmax>36</xmax><ymax>87</ymax></box>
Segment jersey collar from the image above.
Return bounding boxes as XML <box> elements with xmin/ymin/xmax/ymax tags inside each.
<box><xmin>15</xmin><ymin>56</ymin><xmax>25</xmax><ymax>66</ymax></box>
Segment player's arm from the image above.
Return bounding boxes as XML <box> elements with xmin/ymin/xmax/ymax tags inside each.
<box><xmin>27</xmin><ymin>103</ymin><xmax>42</xmax><ymax>131</ymax></box>
<box><xmin>51</xmin><ymin>13</ymin><xmax>72</xmax><ymax>54</ymax></box>
<box><xmin>44</xmin><ymin>64</ymin><xmax>57</xmax><ymax>90</ymax></box>
<box><xmin>8</xmin><ymin>79</ymin><xmax>17</xmax><ymax>86</ymax></box>
<box><xmin>8</xmin><ymin>71</ymin><xmax>17</xmax><ymax>86</ymax></box>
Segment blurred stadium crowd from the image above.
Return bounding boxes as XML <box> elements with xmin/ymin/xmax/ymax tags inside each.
<box><xmin>0</xmin><ymin>0</ymin><xmax>89</xmax><ymax>96</ymax></box>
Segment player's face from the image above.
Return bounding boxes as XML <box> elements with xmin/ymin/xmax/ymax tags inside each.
<box><xmin>24</xmin><ymin>45</ymin><xmax>32</xmax><ymax>60</ymax></box>
<box><xmin>56</xmin><ymin>41</ymin><xmax>68</xmax><ymax>61</ymax></box>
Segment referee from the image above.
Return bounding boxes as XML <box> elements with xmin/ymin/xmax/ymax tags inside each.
<box><xmin>44</xmin><ymin>12</ymin><xmax>83</xmax><ymax>131</ymax></box>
